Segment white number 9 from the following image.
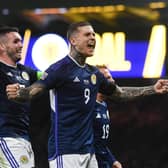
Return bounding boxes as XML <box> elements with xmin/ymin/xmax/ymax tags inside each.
<box><xmin>84</xmin><ymin>88</ymin><xmax>90</xmax><ymax>104</ymax></box>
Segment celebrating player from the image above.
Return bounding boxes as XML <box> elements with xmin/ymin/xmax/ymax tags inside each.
<box><xmin>0</xmin><ymin>25</ymin><xmax>36</xmax><ymax>167</ymax></box>
<box><xmin>94</xmin><ymin>65</ymin><xmax>122</xmax><ymax>168</ymax></box>
<box><xmin>6</xmin><ymin>21</ymin><xmax>168</xmax><ymax>168</ymax></box>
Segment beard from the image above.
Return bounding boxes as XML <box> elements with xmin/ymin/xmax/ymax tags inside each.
<box><xmin>8</xmin><ymin>53</ymin><xmax>21</xmax><ymax>63</ymax></box>
<box><xmin>16</xmin><ymin>56</ymin><xmax>21</xmax><ymax>62</ymax></box>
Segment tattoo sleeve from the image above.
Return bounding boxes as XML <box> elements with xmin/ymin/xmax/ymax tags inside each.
<box><xmin>109</xmin><ymin>85</ymin><xmax>156</xmax><ymax>101</ymax></box>
<box><xmin>16</xmin><ymin>83</ymin><xmax>46</xmax><ymax>101</ymax></box>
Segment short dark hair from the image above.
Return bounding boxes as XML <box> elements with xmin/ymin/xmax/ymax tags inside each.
<box><xmin>0</xmin><ymin>24</ymin><xmax>19</xmax><ymax>35</ymax></box>
<box><xmin>67</xmin><ymin>21</ymin><xmax>92</xmax><ymax>40</ymax></box>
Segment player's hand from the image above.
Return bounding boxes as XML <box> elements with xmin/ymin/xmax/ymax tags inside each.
<box><xmin>154</xmin><ymin>79</ymin><xmax>168</xmax><ymax>93</ymax></box>
<box><xmin>6</xmin><ymin>83</ymin><xmax>20</xmax><ymax>100</ymax></box>
<box><xmin>112</xmin><ymin>161</ymin><xmax>122</xmax><ymax>168</ymax></box>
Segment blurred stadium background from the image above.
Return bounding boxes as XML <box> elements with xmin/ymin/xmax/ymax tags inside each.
<box><xmin>1</xmin><ymin>0</ymin><xmax>168</xmax><ymax>167</ymax></box>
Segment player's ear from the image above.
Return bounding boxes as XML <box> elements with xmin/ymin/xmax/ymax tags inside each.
<box><xmin>0</xmin><ymin>42</ymin><xmax>6</xmax><ymax>51</ymax></box>
<box><xmin>69</xmin><ymin>36</ymin><xmax>76</xmax><ymax>45</ymax></box>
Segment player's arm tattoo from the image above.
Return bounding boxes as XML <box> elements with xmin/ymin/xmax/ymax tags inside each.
<box><xmin>16</xmin><ymin>83</ymin><xmax>46</xmax><ymax>101</ymax></box>
<box><xmin>110</xmin><ymin>85</ymin><xmax>156</xmax><ymax>101</ymax></box>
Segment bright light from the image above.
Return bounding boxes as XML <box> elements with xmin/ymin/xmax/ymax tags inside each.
<box><xmin>143</xmin><ymin>25</ymin><xmax>166</xmax><ymax>78</ymax></box>
<box><xmin>32</xmin><ymin>33</ymin><xmax>69</xmax><ymax>71</ymax></box>
<box><xmin>87</xmin><ymin>32</ymin><xmax>131</xmax><ymax>71</ymax></box>
<box><xmin>20</xmin><ymin>29</ymin><xmax>31</xmax><ymax>64</ymax></box>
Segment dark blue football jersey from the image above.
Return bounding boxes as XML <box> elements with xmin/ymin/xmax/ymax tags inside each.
<box><xmin>93</xmin><ymin>101</ymin><xmax>117</xmax><ymax>167</ymax></box>
<box><xmin>0</xmin><ymin>62</ymin><xmax>37</xmax><ymax>139</ymax></box>
<box><xmin>39</xmin><ymin>55</ymin><xmax>116</xmax><ymax>155</ymax></box>
<box><xmin>48</xmin><ymin>107</ymin><xmax>56</xmax><ymax>160</ymax></box>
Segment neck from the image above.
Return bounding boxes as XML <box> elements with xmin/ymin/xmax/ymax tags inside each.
<box><xmin>96</xmin><ymin>93</ymin><xmax>105</xmax><ymax>102</ymax></box>
<box><xmin>0</xmin><ymin>54</ymin><xmax>16</xmax><ymax>67</ymax></box>
<box><xmin>69</xmin><ymin>49</ymin><xmax>86</xmax><ymax>66</ymax></box>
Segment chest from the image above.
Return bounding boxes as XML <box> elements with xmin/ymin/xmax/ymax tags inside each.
<box><xmin>0</xmin><ymin>67</ymin><xmax>31</xmax><ymax>87</ymax></box>
<box><xmin>65</xmin><ymin>68</ymin><xmax>98</xmax><ymax>91</ymax></box>
<box><xmin>95</xmin><ymin>110</ymin><xmax>110</xmax><ymax>126</ymax></box>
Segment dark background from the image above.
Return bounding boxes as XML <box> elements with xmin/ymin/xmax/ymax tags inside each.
<box><xmin>0</xmin><ymin>0</ymin><xmax>168</xmax><ymax>41</ymax></box>
<box><xmin>108</xmin><ymin>78</ymin><xmax>168</xmax><ymax>168</ymax></box>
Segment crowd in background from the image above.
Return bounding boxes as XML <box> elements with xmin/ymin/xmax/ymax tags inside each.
<box><xmin>108</xmin><ymin>92</ymin><xmax>168</xmax><ymax>168</ymax></box>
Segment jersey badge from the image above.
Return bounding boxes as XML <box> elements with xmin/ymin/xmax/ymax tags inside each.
<box><xmin>21</xmin><ymin>71</ymin><xmax>30</xmax><ymax>81</ymax></box>
<box><xmin>20</xmin><ymin>155</ymin><xmax>29</xmax><ymax>164</ymax></box>
<box><xmin>91</xmin><ymin>74</ymin><xmax>96</xmax><ymax>85</ymax></box>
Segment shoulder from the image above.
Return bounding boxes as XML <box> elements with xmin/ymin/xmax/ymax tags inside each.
<box><xmin>47</xmin><ymin>56</ymin><xmax>77</xmax><ymax>77</ymax></box>
<box><xmin>17</xmin><ymin>63</ymin><xmax>36</xmax><ymax>72</ymax></box>
<box><xmin>17</xmin><ymin>63</ymin><xmax>38</xmax><ymax>82</ymax></box>
<box><xmin>85</xmin><ymin>64</ymin><xmax>100</xmax><ymax>73</ymax></box>
<box><xmin>49</xmin><ymin>56</ymin><xmax>72</xmax><ymax>70</ymax></box>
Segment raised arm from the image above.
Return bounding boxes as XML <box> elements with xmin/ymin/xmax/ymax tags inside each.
<box><xmin>109</xmin><ymin>79</ymin><xmax>168</xmax><ymax>101</ymax></box>
<box><xmin>6</xmin><ymin>82</ymin><xmax>46</xmax><ymax>102</ymax></box>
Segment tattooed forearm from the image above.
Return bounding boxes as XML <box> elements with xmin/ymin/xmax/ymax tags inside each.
<box><xmin>17</xmin><ymin>83</ymin><xmax>45</xmax><ymax>101</ymax></box>
<box><xmin>16</xmin><ymin>88</ymin><xmax>30</xmax><ymax>101</ymax></box>
<box><xmin>109</xmin><ymin>85</ymin><xmax>156</xmax><ymax>101</ymax></box>
<box><xmin>121</xmin><ymin>86</ymin><xmax>155</xmax><ymax>98</ymax></box>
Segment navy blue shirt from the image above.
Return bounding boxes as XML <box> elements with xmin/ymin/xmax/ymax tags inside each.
<box><xmin>94</xmin><ymin>101</ymin><xmax>116</xmax><ymax>167</ymax></box>
<box><xmin>0</xmin><ymin>62</ymin><xmax>37</xmax><ymax>139</ymax></box>
<box><xmin>40</xmin><ymin>55</ymin><xmax>116</xmax><ymax>155</ymax></box>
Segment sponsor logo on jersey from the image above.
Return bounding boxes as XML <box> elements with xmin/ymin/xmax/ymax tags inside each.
<box><xmin>6</xmin><ymin>72</ymin><xmax>13</xmax><ymax>77</ymax></box>
<box><xmin>20</xmin><ymin>155</ymin><xmax>29</xmax><ymax>164</ymax></box>
<box><xmin>21</xmin><ymin>71</ymin><xmax>30</xmax><ymax>81</ymax></box>
<box><xmin>73</xmin><ymin>76</ymin><xmax>80</xmax><ymax>82</ymax></box>
<box><xmin>91</xmin><ymin>74</ymin><xmax>96</xmax><ymax>85</ymax></box>
<box><xmin>96</xmin><ymin>112</ymin><xmax>101</xmax><ymax>118</ymax></box>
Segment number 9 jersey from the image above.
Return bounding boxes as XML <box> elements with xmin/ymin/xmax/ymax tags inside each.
<box><xmin>38</xmin><ymin>55</ymin><xmax>116</xmax><ymax>156</ymax></box>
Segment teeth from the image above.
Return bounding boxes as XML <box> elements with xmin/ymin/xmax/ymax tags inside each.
<box><xmin>88</xmin><ymin>44</ymin><xmax>94</xmax><ymax>47</ymax></box>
